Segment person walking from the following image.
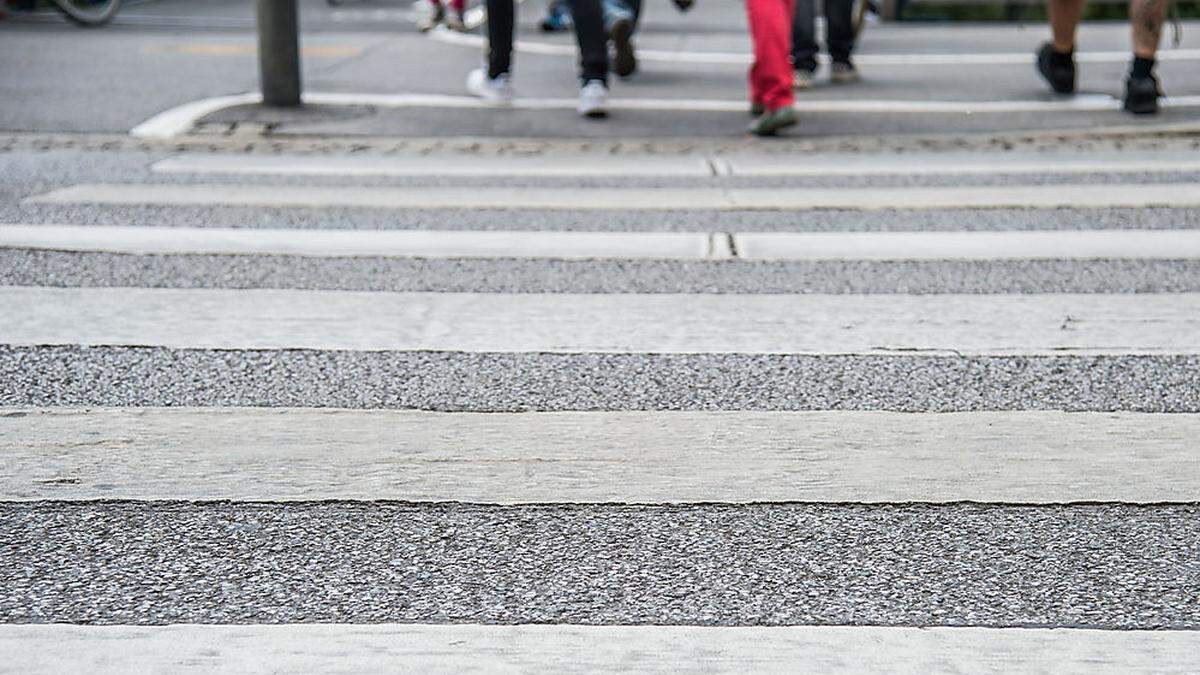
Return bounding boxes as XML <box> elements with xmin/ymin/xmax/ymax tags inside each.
<box><xmin>467</xmin><ymin>0</ymin><xmax>611</xmax><ymax>117</ymax></box>
<box><xmin>603</xmin><ymin>0</ymin><xmax>641</xmax><ymax>78</ymax></box>
<box><xmin>1036</xmin><ymin>0</ymin><xmax>1168</xmax><ymax>113</ymax></box>
<box><xmin>536</xmin><ymin>0</ymin><xmax>694</xmax><ymax>79</ymax></box>
<box><xmin>417</xmin><ymin>0</ymin><xmax>468</xmax><ymax>32</ymax></box>
<box><xmin>746</xmin><ymin>0</ymin><xmax>799</xmax><ymax>135</ymax></box>
<box><xmin>791</xmin><ymin>0</ymin><xmax>860</xmax><ymax>89</ymax></box>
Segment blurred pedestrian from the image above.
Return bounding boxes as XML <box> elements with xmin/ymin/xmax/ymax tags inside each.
<box><xmin>418</xmin><ymin>0</ymin><xmax>468</xmax><ymax>32</ymax></box>
<box><xmin>467</xmin><ymin>0</ymin><xmax>612</xmax><ymax>117</ymax></box>
<box><xmin>1036</xmin><ymin>0</ymin><xmax>1168</xmax><ymax>113</ymax></box>
<box><xmin>539</xmin><ymin>0</ymin><xmax>573</xmax><ymax>31</ymax></box>
<box><xmin>596</xmin><ymin>0</ymin><xmax>696</xmax><ymax>78</ymax></box>
<box><xmin>792</xmin><ymin>0</ymin><xmax>860</xmax><ymax>90</ymax></box>
<box><xmin>746</xmin><ymin>0</ymin><xmax>799</xmax><ymax>135</ymax></box>
<box><xmin>603</xmin><ymin>0</ymin><xmax>641</xmax><ymax>77</ymax></box>
<box><xmin>537</xmin><ymin>0</ymin><xmax>696</xmax><ymax>80</ymax></box>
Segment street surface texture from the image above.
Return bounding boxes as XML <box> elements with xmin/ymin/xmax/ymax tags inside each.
<box><xmin>3</xmin><ymin>502</ymin><xmax>1200</xmax><ymax>627</ymax></box>
<box><xmin>3</xmin><ymin>0</ymin><xmax>1200</xmax><ymax>671</ymax></box>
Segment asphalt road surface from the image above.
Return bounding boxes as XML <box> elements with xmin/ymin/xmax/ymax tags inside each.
<box><xmin>3</xmin><ymin>1</ymin><xmax>1200</xmax><ymax>672</ymax></box>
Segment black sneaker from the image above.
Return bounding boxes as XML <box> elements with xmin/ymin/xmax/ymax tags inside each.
<box><xmin>610</xmin><ymin>16</ymin><xmax>637</xmax><ymax>78</ymax></box>
<box><xmin>1124</xmin><ymin>73</ymin><xmax>1162</xmax><ymax>114</ymax></box>
<box><xmin>1036</xmin><ymin>42</ymin><xmax>1076</xmax><ymax>94</ymax></box>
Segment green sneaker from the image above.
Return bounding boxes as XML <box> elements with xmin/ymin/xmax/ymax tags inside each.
<box><xmin>747</xmin><ymin>106</ymin><xmax>798</xmax><ymax>136</ymax></box>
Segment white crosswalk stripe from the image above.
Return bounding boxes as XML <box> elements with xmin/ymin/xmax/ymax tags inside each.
<box><xmin>27</xmin><ymin>181</ymin><xmax>1200</xmax><ymax>210</ymax></box>
<box><xmin>6</xmin><ymin>146</ymin><xmax>1200</xmax><ymax>671</ymax></box>
<box><xmin>7</xmin><ymin>408</ymin><xmax>1200</xmax><ymax>503</ymax></box>
<box><xmin>153</xmin><ymin>150</ymin><xmax>1200</xmax><ymax>178</ymax></box>
<box><xmin>10</xmin><ymin>225</ymin><xmax>1200</xmax><ymax>261</ymax></box>
<box><xmin>0</xmin><ymin>224</ymin><xmax>717</xmax><ymax>259</ymax></box>
<box><xmin>4</xmin><ymin>624</ymin><xmax>1199</xmax><ymax>674</ymax></box>
<box><xmin>6</xmin><ymin>286</ymin><xmax>1198</xmax><ymax>354</ymax></box>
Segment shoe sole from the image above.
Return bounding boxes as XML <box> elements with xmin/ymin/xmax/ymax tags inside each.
<box><xmin>1124</xmin><ymin>98</ymin><xmax>1159</xmax><ymax>115</ymax></box>
<box><xmin>1036</xmin><ymin>49</ymin><xmax>1076</xmax><ymax>94</ymax></box>
<box><xmin>750</xmin><ymin>114</ymin><xmax>798</xmax><ymax>136</ymax></box>
<box><xmin>1040</xmin><ymin>70</ymin><xmax>1075</xmax><ymax>94</ymax></box>
<box><xmin>581</xmin><ymin>108</ymin><xmax>608</xmax><ymax>119</ymax></box>
<box><xmin>611</xmin><ymin>18</ymin><xmax>636</xmax><ymax>78</ymax></box>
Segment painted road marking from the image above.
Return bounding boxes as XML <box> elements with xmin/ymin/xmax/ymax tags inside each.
<box><xmin>142</xmin><ymin>43</ymin><xmax>363</xmax><ymax>58</ymax></box>
<box><xmin>303</xmin><ymin>91</ymin><xmax>1200</xmax><ymax>114</ymax></box>
<box><xmin>152</xmin><ymin>154</ymin><xmax>713</xmax><ymax>177</ymax></box>
<box><xmin>721</xmin><ymin>152</ymin><xmax>1200</xmax><ymax>177</ymax></box>
<box><xmin>127</xmin><ymin>90</ymin><xmax>1200</xmax><ymax>138</ymax></box>
<box><xmin>152</xmin><ymin>151</ymin><xmax>1200</xmax><ymax>179</ymax></box>
<box><xmin>3</xmin><ymin>624</ymin><xmax>1197</xmax><ymax>674</ymax></box>
<box><xmin>7</xmin><ymin>408</ymin><xmax>1200</xmax><ymax>503</ymax></box>
<box><xmin>129</xmin><ymin>92</ymin><xmax>261</xmax><ymax>139</ymax></box>
<box><xmin>8</xmin><ymin>225</ymin><xmax>1200</xmax><ymax>261</ymax></box>
<box><xmin>29</xmin><ymin>183</ymin><xmax>1200</xmax><ymax>211</ymax></box>
<box><xmin>0</xmin><ymin>225</ymin><xmax>711</xmax><ymax>260</ymax></box>
<box><xmin>733</xmin><ymin>229</ymin><xmax>1200</xmax><ymax>261</ymax></box>
<box><xmin>3</xmin><ymin>287</ymin><xmax>1198</xmax><ymax>355</ymax></box>
<box><xmin>430</xmin><ymin>29</ymin><xmax>1200</xmax><ymax>66</ymax></box>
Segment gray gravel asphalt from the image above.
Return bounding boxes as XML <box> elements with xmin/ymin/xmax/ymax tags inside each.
<box><xmin>4</xmin><ymin>1</ymin><xmax>1200</xmax><ymax>650</ymax></box>
<box><xmin>6</xmin><ymin>250</ymin><xmax>1200</xmax><ymax>294</ymax></box>
<box><xmin>3</xmin><ymin>502</ymin><xmax>1198</xmax><ymax>628</ymax></box>
<box><xmin>4</xmin><ymin>347</ymin><xmax>1198</xmax><ymax>412</ymax></box>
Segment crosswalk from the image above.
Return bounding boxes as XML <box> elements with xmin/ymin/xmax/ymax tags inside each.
<box><xmin>3</xmin><ymin>143</ymin><xmax>1200</xmax><ymax>671</ymax></box>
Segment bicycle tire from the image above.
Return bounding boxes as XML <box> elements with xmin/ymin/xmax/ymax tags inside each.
<box><xmin>53</xmin><ymin>0</ymin><xmax>121</xmax><ymax>26</ymax></box>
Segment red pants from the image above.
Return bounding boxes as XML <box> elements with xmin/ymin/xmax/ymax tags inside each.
<box><xmin>745</xmin><ymin>0</ymin><xmax>796</xmax><ymax>110</ymax></box>
<box><xmin>431</xmin><ymin>0</ymin><xmax>467</xmax><ymax>13</ymax></box>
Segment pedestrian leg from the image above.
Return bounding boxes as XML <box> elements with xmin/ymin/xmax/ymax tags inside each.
<box><xmin>486</xmin><ymin>0</ymin><xmax>515</xmax><ymax>78</ymax></box>
<box><xmin>1125</xmin><ymin>0</ymin><xmax>1168</xmax><ymax>113</ymax></box>
<box><xmin>791</xmin><ymin>0</ymin><xmax>819</xmax><ymax>80</ymax></box>
<box><xmin>605</xmin><ymin>0</ymin><xmax>640</xmax><ymax>77</ymax></box>
<box><xmin>746</xmin><ymin>0</ymin><xmax>798</xmax><ymax>135</ymax></box>
<box><xmin>465</xmin><ymin>0</ymin><xmax>516</xmax><ymax>101</ymax></box>
<box><xmin>825</xmin><ymin>0</ymin><xmax>856</xmax><ymax>64</ymax></box>
<box><xmin>1035</xmin><ymin>0</ymin><xmax>1084</xmax><ymax>94</ymax></box>
<box><xmin>571</xmin><ymin>0</ymin><xmax>611</xmax><ymax>116</ymax></box>
<box><xmin>1048</xmin><ymin>0</ymin><xmax>1085</xmax><ymax>52</ymax></box>
<box><xmin>747</xmin><ymin>0</ymin><xmax>795</xmax><ymax>110</ymax></box>
<box><xmin>825</xmin><ymin>0</ymin><xmax>860</xmax><ymax>82</ymax></box>
<box><xmin>571</xmin><ymin>0</ymin><xmax>609</xmax><ymax>84</ymax></box>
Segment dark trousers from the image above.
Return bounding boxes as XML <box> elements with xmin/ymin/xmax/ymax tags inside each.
<box><xmin>486</xmin><ymin>0</ymin><xmax>609</xmax><ymax>83</ymax></box>
<box><xmin>791</xmin><ymin>0</ymin><xmax>855</xmax><ymax>72</ymax></box>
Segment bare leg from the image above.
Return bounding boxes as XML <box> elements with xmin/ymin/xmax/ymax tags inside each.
<box><xmin>1130</xmin><ymin>0</ymin><xmax>1167</xmax><ymax>58</ymax></box>
<box><xmin>1048</xmin><ymin>0</ymin><xmax>1086</xmax><ymax>52</ymax></box>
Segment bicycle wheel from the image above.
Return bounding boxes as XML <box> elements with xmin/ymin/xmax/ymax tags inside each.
<box><xmin>53</xmin><ymin>0</ymin><xmax>120</xmax><ymax>26</ymax></box>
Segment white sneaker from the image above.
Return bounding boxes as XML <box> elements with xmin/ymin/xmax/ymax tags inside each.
<box><xmin>444</xmin><ymin>11</ymin><xmax>467</xmax><ymax>31</ymax></box>
<box><xmin>417</xmin><ymin>3</ymin><xmax>444</xmax><ymax>32</ymax></box>
<box><xmin>466</xmin><ymin>68</ymin><xmax>514</xmax><ymax>103</ymax></box>
<box><xmin>578</xmin><ymin>79</ymin><xmax>608</xmax><ymax>118</ymax></box>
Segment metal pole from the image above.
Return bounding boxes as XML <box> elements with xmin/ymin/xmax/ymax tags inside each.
<box><xmin>257</xmin><ymin>0</ymin><xmax>302</xmax><ymax>107</ymax></box>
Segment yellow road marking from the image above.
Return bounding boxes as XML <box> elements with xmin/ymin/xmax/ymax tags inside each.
<box><xmin>144</xmin><ymin>44</ymin><xmax>362</xmax><ymax>58</ymax></box>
